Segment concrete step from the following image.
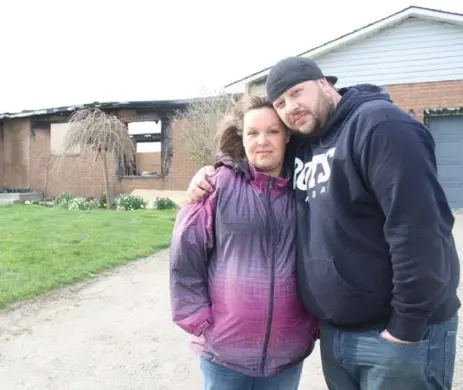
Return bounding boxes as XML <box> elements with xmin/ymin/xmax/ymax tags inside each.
<box><xmin>0</xmin><ymin>191</ymin><xmax>43</xmax><ymax>205</ymax></box>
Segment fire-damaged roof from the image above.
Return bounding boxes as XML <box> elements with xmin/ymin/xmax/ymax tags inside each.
<box><xmin>0</xmin><ymin>97</ymin><xmax>224</xmax><ymax>121</ymax></box>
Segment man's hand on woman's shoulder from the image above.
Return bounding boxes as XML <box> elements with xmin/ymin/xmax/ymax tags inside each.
<box><xmin>187</xmin><ymin>166</ymin><xmax>216</xmax><ymax>203</ymax></box>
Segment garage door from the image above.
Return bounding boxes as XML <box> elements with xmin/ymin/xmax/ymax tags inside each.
<box><xmin>427</xmin><ymin>115</ymin><xmax>463</xmax><ymax>209</ymax></box>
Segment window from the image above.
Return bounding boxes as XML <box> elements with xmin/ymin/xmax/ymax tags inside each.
<box><xmin>50</xmin><ymin>122</ymin><xmax>80</xmax><ymax>155</ymax></box>
<box><xmin>123</xmin><ymin>120</ymin><xmax>162</xmax><ymax>176</ymax></box>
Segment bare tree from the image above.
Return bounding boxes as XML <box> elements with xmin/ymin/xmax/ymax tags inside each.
<box><xmin>170</xmin><ymin>94</ymin><xmax>237</xmax><ymax>167</ymax></box>
<box><xmin>62</xmin><ymin>108</ymin><xmax>135</xmax><ymax>209</ymax></box>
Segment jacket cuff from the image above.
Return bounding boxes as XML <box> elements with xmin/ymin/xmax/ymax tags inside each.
<box><xmin>193</xmin><ymin>317</ymin><xmax>213</xmax><ymax>337</ymax></box>
<box><xmin>387</xmin><ymin>312</ymin><xmax>427</xmax><ymax>342</ymax></box>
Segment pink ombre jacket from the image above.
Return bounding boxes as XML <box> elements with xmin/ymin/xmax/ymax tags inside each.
<box><xmin>169</xmin><ymin>156</ymin><xmax>318</xmax><ymax>377</ymax></box>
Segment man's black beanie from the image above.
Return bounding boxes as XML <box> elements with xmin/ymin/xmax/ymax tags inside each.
<box><xmin>266</xmin><ymin>57</ymin><xmax>338</xmax><ymax>103</ymax></box>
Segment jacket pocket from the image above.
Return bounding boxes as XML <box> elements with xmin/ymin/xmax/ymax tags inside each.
<box><xmin>304</xmin><ymin>257</ymin><xmax>389</xmax><ymax>325</ymax></box>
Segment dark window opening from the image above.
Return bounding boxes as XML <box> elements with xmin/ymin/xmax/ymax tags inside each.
<box><xmin>123</xmin><ymin>121</ymin><xmax>162</xmax><ymax>176</ymax></box>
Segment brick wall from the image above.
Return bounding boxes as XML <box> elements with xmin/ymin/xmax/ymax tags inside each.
<box><xmin>161</xmin><ymin>120</ymin><xmax>203</xmax><ymax>190</ymax></box>
<box><xmin>29</xmin><ymin>127</ymin><xmax>119</xmax><ymax>198</ymax></box>
<box><xmin>25</xmin><ymin>116</ymin><xmax>201</xmax><ymax>198</ymax></box>
<box><xmin>136</xmin><ymin>152</ymin><xmax>161</xmax><ymax>174</ymax></box>
<box><xmin>3</xmin><ymin>119</ymin><xmax>30</xmax><ymax>189</ymax></box>
<box><xmin>383</xmin><ymin>79</ymin><xmax>463</xmax><ymax>122</ymax></box>
<box><xmin>28</xmin><ymin>127</ymin><xmax>169</xmax><ymax>198</ymax></box>
<box><xmin>0</xmin><ymin>123</ymin><xmax>3</xmax><ymax>187</ymax></box>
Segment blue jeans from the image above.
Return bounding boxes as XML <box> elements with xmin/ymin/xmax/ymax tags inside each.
<box><xmin>199</xmin><ymin>358</ymin><xmax>303</xmax><ymax>390</ymax></box>
<box><xmin>320</xmin><ymin>315</ymin><xmax>459</xmax><ymax>389</ymax></box>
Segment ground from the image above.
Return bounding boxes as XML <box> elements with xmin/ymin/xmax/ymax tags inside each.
<box><xmin>0</xmin><ymin>216</ymin><xmax>462</xmax><ymax>389</ymax></box>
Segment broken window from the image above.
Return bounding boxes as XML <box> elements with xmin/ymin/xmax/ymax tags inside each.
<box><xmin>123</xmin><ymin>120</ymin><xmax>162</xmax><ymax>176</ymax></box>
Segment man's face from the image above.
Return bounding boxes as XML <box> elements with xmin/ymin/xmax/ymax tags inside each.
<box><xmin>272</xmin><ymin>79</ymin><xmax>334</xmax><ymax>134</ymax></box>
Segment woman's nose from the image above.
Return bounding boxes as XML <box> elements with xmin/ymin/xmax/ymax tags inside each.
<box><xmin>257</xmin><ymin>133</ymin><xmax>268</xmax><ymax>145</ymax></box>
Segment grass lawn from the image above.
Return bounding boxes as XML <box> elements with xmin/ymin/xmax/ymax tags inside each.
<box><xmin>0</xmin><ymin>204</ymin><xmax>176</xmax><ymax>308</ymax></box>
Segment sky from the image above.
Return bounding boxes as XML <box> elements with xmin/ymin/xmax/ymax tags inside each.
<box><xmin>1</xmin><ymin>0</ymin><xmax>462</xmax><ymax>113</ymax></box>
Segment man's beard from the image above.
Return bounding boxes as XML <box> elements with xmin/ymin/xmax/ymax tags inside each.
<box><xmin>290</xmin><ymin>93</ymin><xmax>336</xmax><ymax>136</ymax></box>
<box><xmin>304</xmin><ymin>102</ymin><xmax>336</xmax><ymax>137</ymax></box>
<box><xmin>297</xmin><ymin>116</ymin><xmax>321</xmax><ymax>135</ymax></box>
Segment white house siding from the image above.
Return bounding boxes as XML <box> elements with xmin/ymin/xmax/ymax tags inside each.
<box><xmin>248</xmin><ymin>82</ymin><xmax>266</xmax><ymax>95</ymax></box>
<box><xmin>247</xmin><ymin>17</ymin><xmax>463</xmax><ymax>93</ymax></box>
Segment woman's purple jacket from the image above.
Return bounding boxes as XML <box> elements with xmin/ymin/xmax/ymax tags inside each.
<box><xmin>169</xmin><ymin>156</ymin><xmax>318</xmax><ymax>377</ymax></box>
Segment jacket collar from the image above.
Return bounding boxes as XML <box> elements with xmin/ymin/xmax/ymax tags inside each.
<box><xmin>247</xmin><ymin>161</ymin><xmax>289</xmax><ymax>193</ymax></box>
<box><xmin>215</xmin><ymin>153</ymin><xmax>290</xmax><ymax>194</ymax></box>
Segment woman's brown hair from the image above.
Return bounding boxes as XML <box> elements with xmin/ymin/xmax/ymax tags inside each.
<box><xmin>216</xmin><ymin>94</ymin><xmax>283</xmax><ymax>160</ymax></box>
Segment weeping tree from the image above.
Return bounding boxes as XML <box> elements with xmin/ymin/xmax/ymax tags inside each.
<box><xmin>62</xmin><ymin>108</ymin><xmax>136</xmax><ymax>209</ymax></box>
<box><xmin>170</xmin><ymin>94</ymin><xmax>238</xmax><ymax>167</ymax></box>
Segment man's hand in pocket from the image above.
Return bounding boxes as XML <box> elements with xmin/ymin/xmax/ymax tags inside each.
<box><xmin>381</xmin><ymin>330</ymin><xmax>412</xmax><ymax>344</ymax></box>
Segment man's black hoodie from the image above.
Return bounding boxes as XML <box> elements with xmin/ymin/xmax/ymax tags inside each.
<box><xmin>286</xmin><ymin>84</ymin><xmax>460</xmax><ymax>342</ymax></box>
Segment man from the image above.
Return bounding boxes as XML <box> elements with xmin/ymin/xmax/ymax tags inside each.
<box><xmin>186</xmin><ymin>56</ymin><xmax>460</xmax><ymax>389</ymax></box>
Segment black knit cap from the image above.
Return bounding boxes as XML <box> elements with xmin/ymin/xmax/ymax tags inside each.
<box><xmin>266</xmin><ymin>57</ymin><xmax>338</xmax><ymax>103</ymax></box>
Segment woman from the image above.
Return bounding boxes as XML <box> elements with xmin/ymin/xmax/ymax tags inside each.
<box><xmin>169</xmin><ymin>95</ymin><xmax>318</xmax><ymax>390</ymax></box>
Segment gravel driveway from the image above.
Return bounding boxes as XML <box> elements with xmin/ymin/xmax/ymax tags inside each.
<box><xmin>0</xmin><ymin>215</ymin><xmax>462</xmax><ymax>390</ymax></box>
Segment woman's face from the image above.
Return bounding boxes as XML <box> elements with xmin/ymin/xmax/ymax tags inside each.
<box><xmin>242</xmin><ymin>107</ymin><xmax>288</xmax><ymax>177</ymax></box>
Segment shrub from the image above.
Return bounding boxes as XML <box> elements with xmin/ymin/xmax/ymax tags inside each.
<box><xmin>67</xmin><ymin>197</ymin><xmax>100</xmax><ymax>211</ymax></box>
<box><xmin>114</xmin><ymin>194</ymin><xmax>147</xmax><ymax>211</ymax></box>
<box><xmin>54</xmin><ymin>192</ymin><xmax>72</xmax><ymax>209</ymax></box>
<box><xmin>53</xmin><ymin>193</ymin><xmax>100</xmax><ymax>210</ymax></box>
<box><xmin>153</xmin><ymin>197</ymin><xmax>177</xmax><ymax>210</ymax></box>
<box><xmin>98</xmin><ymin>194</ymin><xmax>108</xmax><ymax>209</ymax></box>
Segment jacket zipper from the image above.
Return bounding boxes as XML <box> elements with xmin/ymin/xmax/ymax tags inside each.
<box><xmin>260</xmin><ymin>177</ymin><xmax>276</xmax><ymax>375</ymax></box>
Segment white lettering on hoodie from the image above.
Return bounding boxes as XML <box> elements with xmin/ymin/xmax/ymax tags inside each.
<box><xmin>293</xmin><ymin>147</ymin><xmax>336</xmax><ymax>202</ymax></box>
